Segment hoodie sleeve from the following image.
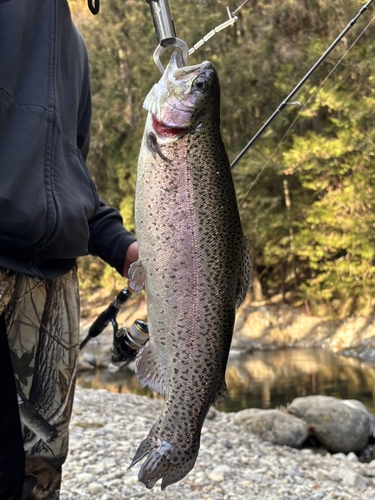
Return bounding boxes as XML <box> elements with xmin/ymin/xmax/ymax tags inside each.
<box><xmin>81</xmin><ymin>97</ymin><xmax>136</xmax><ymax>275</ymax></box>
<box><xmin>76</xmin><ymin>37</ymin><xmax>136</xmax><ymax>276</ymax></box>
<box><xmin>88</xmin><ymin>200</ymin><xmax>136</xmax><ymax>276</ymax></box>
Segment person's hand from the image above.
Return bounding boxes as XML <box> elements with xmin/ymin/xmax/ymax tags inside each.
<box><xmin>123</xmin><ymin>241</ymin><xmax>139</xmax><ymax>279</ymax></box>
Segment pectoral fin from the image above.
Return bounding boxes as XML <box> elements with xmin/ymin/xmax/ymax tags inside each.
<box><xmin>236</xmin><ymin>236</ymin><xmax>252</xmax><ymax>309</ymax></box>
<box><xmin>128</xmin><ymin>259</ymin><xmax>146</xmax><ymax>293</ymax></box>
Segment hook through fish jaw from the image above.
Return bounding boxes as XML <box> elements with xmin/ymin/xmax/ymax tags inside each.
<box><xmin>147</xmin><ymin>0</ymin><xmax>189</xmax><ymax>73</ymax></box>
<box><xmin>153</xmin><ymin>38</ymin><xmax>189</xmax><ymax>74</ymax></box>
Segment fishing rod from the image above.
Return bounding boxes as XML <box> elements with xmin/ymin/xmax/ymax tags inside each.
<box><xmin>80</xmin><ymin>288</ymin><xmax>149</xmax><ymax>366</ymax></box>
<box><xmin>231</xmin><ymin>0</ymin><xmax>375</xmax><ymax>169</ymax></box>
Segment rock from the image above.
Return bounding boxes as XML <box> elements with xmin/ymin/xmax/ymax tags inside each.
<box><xmin>88</xmin><ymin>482</ymin><xmax>104</xmax><ymax>495</ymax></box>
<box><xmin>233</xmin><ymin>408</ymin><xmax>308</xmax><ymax>447</ymax></box>
<box><xmin>338</xmin><ymin>468</ymin><xmax>367</xmax><ymax>490</ymax></box>
<box><xmin>207</xmin><ymin>471</ymin><xmax>224</xmax><ymax>482</ymax></box>
<box><xmin>210</xmin><ymin>465</ymin><xmax>231</xmax><ymax>476</ymax></box>
<box><xmin>342</xmin><ymin>399</ymin><xmax>375</xmax><ymax>435</ymax></box>
<box><xmin>287</xmin><ymin>465</ymin><xmax>303</xmax><ymax>477</ymax></box>
<box><xmin>76</xmin><ymin>472</ymin><xmax>96</xmax><ymax>484</ymax></box>
<box><xmin>59</xmin><ymin>387</ymin><xmax>375</xmax><ymax>500</ymax></box>
<box><xmin>218</xmin><ymin>438</ymin><xmax>233</xmax><ymax>448</ymax></box>
<box><xmin>97</xmin><ymin>353</ymin><xmax>112</xmax><ymax>368</ymax></box>
<box><xmin>287</xmin><ymin>396</ymin><xmax>373</xmax><ymax>453</ymax></box>
<box><xmin>346</xmin><ymin>452</ymin><xmax>359</xmax><ymax>462</ymax></box>
<box><xmin>206</xmin><ymin>407</ymin><xmax>218</xmax><ymax>420</ymax></box>
<box><xmin>68</xmin><ymin>439</ymin><xmax>81</xmax><ymax>451</ymax></box>
<box><xmin>82</xmin><ymin>353</ymin><xmax>96</xmax><ymax>367</ymax></box>
<box><xmin>78</xmin><ymin>359</ymin><xmax>95</xmax><ymax>372</ymax></box>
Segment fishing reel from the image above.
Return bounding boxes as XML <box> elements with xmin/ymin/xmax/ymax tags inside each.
<box><xmin>80</xmin><ymin>288</ymin><xmax>149</xmax><ymax>366</ymax></box>
<box><xmin>111</xmin><ymin>319</ymin><xmax>149</xmax><ymax>366</ymax></box>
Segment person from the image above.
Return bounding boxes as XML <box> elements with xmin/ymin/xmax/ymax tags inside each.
<box><xmin>0</xmin><ymin>0</ymin><xmax>139</xmax><ymax>498</ymax></box>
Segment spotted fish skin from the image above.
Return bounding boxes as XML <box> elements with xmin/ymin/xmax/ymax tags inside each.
<box><xmin>129</xmin><ymin>52</ymin><xmax>252</xmax><ymax>490</ymax></box>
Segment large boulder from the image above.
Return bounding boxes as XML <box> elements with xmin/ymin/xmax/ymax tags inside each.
<box><xmin>287</xmin><ymin>396</ymin><xmax>375</xmax><ymax>453</ymax></box>
<box><xmin>233</xmin><ymin>408</ymin><xmax>308</xmax><ymax>447</ymax></box>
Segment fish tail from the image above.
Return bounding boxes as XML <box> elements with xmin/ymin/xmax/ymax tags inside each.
<box><xmin>128</xmin><ymin>436</ymin><xmax>152</xmax><ymax>469</ymax></box>
<box><xmin>159</xmin><ymin>452</ymin><xmax>198</xmax><ymax>491</ymax></box>
<box><xmin>129</xmin><ymin>436</ymin><xmax>199</xmax><ymax>490</ymax></box>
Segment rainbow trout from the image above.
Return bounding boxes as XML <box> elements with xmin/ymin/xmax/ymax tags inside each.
<box><xmin>128</xmin><ymin>52</ymin><xmax>252</xmax><ymax>490</ymax></box>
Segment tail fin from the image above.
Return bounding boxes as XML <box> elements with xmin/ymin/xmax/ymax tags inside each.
<box><xmin>129</xmin><ymin>436</ymin><xmax>199</xmax><ymax>490</ymax></box>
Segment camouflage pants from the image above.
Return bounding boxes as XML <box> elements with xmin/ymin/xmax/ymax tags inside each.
<box><xmin>0</xmin><ymin>268</ymin><xmax>80</xmax><ymax>499</ymax></box>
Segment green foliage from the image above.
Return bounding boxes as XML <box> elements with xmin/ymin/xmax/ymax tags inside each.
<box><xmin>71</xmin><ymin>0</ymin><xmax>375</xmax><ymax>317</ymax></box>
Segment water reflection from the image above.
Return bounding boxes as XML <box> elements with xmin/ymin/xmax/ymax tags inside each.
<box><xmin>76</xmin><ymin>348</ymin><xmax>375</xmax><ymax>413</ymax></box>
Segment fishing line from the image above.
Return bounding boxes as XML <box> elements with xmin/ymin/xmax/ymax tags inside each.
<box><xmin>232</xmin><ymin>0</ymin><xmax>250</xmax><ymax>16</ymax></box>
<box><xmin>189</xmin><ymin>0</ymin><xmax>250</xmax><ymax>56</ymax></box>
<box><xmin>237</xmin><ymin>11</ymin><xmax>375</xmax><ymax>207</ymax></box>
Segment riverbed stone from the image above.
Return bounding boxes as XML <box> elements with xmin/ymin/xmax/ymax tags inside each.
<box><xmin>82</xmin><ymin>352</ymin><xmax>96</xmax><ymax>367</ymax></box>
<box><xmin>287</xmin><ymin>395</ymin><xmax>373</xmax><ymax>453</ymax></box>
<box><xmin>233</xmin><ymin>408</ymin><xmax>308</xmax><ymax>447</ymax></box>
<box><xmin>88</xmin><ymin>482</ymin><xmax>104</xmax><ymax>495</ymax></box>
<box><xmin>59</xmin><ymin>387</ymin><xmax>375</xmax><ymax>500</ymax></box>
<box><xmin>338</xmin><ymin>468</ymin><xmax>367</xmax><ymax>490</ymax></box>
<box><xmin>78</xmin><ymin>359</ymin><xmax>95</xmax><ymax>371</ymax></box>
<box><xmin>76</xmin><ymin>472</ymin><xmax>96</xmax><ymax>484</ymax></box>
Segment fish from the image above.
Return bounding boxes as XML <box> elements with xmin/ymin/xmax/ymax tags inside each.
<box><xmin>128</xmin><ymin>51</ymin><xmax>252</xmax><ymax>490</ymax></box>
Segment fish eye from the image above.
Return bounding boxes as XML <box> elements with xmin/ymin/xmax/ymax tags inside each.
<box><xmin>192</xmin><ymin>76</ymin><xmax>209</xmax><ymax>93</ymax></box>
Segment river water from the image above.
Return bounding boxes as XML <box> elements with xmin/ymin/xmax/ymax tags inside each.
<box><xmin>76</xmin><ymin>348</ymin><xmax>375</xmax><ymax>413</ymax></box>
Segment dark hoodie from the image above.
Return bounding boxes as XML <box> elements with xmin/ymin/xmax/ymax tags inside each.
<box><xmin>0</xmin><ymin>0</ymin><xmax>136</xmax><ymax>278</ymax></box>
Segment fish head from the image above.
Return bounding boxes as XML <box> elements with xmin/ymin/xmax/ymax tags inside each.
<box><xmin>143</xmin><ymin>52</ymin><xmax>220</xmax><ymax>136</ymax></box>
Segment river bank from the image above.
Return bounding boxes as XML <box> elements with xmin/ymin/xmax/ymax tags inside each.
<box><xmin>80</xmin><ymin>291</ymin><xmax>375</xmax><ymax>364</ymax></box>
<box><xmin>235</xmin><ymin>298</ymin><xmax>375</xmax><ymax>362</ymax></box>
<box><xmin>60</xmin><ymin>386</ymin><xmax>375</xmax><ymax>499</ymax></box>
<box><xmin>65</xmin><ymin>293</ymin><xmax>375</xmax><ymax>498</ymax></box>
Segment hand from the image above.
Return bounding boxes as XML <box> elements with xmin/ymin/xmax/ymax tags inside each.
<box><xmin>123</xmin><ymin>241</ymin><xmax>139</xmax><ymax>279</ymax></box>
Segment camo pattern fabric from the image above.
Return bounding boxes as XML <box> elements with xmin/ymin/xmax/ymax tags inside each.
<box><xmin>0</xmin><ymin>268</ymin><xmax>80</xmax><ymax>499</ymax></box>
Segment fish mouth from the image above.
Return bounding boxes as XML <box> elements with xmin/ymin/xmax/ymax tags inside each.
<box><xmin>152</xmin><ymin>115</ymin><xmax>188</xmax><ymax>138</ymax></box>
<box><xmin>144</xmin><ymin>52</ymin><xmax>215</xmax><ymax>134</ymax></box>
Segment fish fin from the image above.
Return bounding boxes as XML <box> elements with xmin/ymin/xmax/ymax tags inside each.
<box><xmin>128</xmin><ymin>436</ymin><xmax>153</xmax><ymax>469</ymax></box>
<box><xmin>139</xmin><ymin>449</ymin><xmax>170</xmax><ymax>489</ymax></box>
<box><xmin>213</xmin><ymin>380</ymin><xmax>228</xmax><ymax>407</ymax></box>
<box><xmin>130</xmin><ymin>436</ymin><xmax>199</xmax><ymax>490</ymax></box>
<box><xmin>128</xmin><ymin>259</ymin><xmax>146</xmax><ymax>293</ymax></box>
<box><xmin>236</xmin><ymin>236</ymin><xmax>253</xmax><ymax>309</ymax></box>
<box><xmin>147</xmin><ymin>131</ymin><xmax>171</xmax><ymax>163</ymax></box>
<box><xmin>159</xmin><ymin>451</ymin><xmax>198</xmax><ymax>490</ymax></box>
<box><xmin>136</xmin><ymin>342</ymin><xmax>165</xmax><ymax>395</ymax></box>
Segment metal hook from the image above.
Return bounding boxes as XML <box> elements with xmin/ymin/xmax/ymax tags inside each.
<box><xmin>153</xmin><ymin>38</ymin><xmax>189</xmax><ymax>74</ymax></box>
<box><xmin>147</xmin><ymin>0</ymin><xmax>189</xmax><ymax>73</ymax></box>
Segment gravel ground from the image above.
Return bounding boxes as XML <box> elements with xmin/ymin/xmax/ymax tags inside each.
<box><xmin>60</xmin><ymin>386</ymin><xmax>375</xmax><ymax>500</ymax></box>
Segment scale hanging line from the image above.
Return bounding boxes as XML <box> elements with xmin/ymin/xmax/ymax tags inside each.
<box><xmin>189</xmin><ymin>7</ymin><xmax>239</xmax><ymax>56</ymax></box>
<box><xmin>231</xmin><ymin>0</ymin><xmax>375</xmax><ymax>169</ymax></box>
<box><xmin>148</xmin><ymin>0</ymin><xmax>249</xmax><ymax>73</ymax></box>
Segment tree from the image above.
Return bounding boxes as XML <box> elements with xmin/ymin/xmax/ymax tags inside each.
<box><xmin>71</xmin><ymin>0</ymin><xmax>375</xmax><ymax>316</ymax></box>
